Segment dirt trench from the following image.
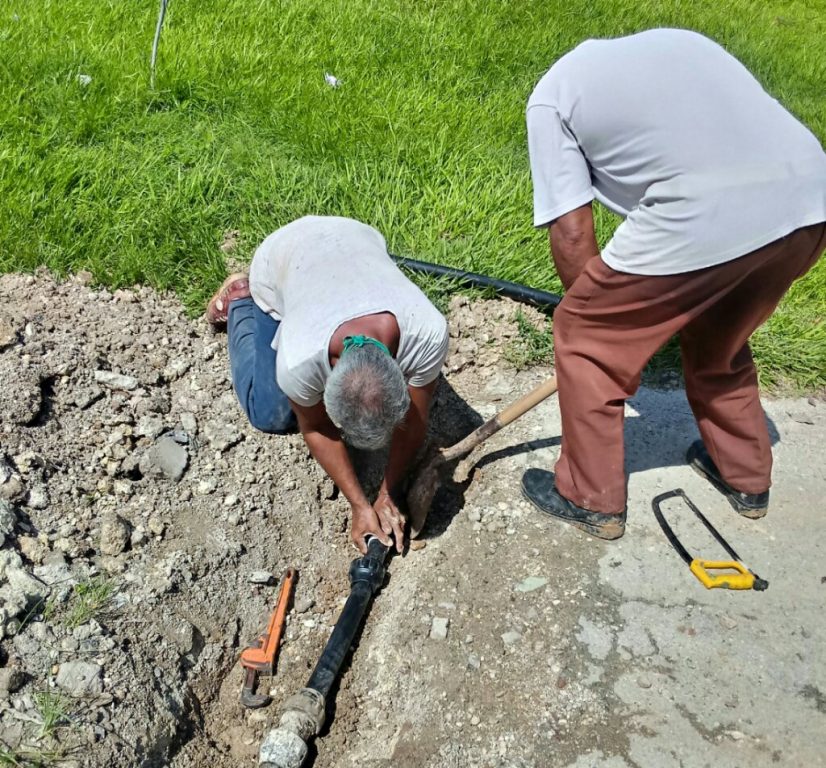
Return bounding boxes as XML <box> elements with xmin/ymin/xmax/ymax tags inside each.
<box><xmin>0</xmin><ymin>270</ymin><xmax>551</xmax><ymax>767</ymax></box>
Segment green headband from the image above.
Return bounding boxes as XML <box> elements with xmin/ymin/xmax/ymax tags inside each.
<box><xmin>342</xmin><ymin>335</ymin><xmax>391</xmax><ymax>357</ymax></box>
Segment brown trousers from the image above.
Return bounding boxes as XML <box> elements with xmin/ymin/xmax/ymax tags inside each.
<box><xmin>553</xmin><ymin>223</ymin><xmax>826</xmax><ymax>514</ymax></box>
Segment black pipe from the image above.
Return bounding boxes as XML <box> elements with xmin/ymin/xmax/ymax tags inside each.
<box><xmin>392</xmin><ymin>255</ymin><xmax>562</xmax><ymax>313</ymax></box>
<box><xmin>305</xmin><ymin>536</ymin><xmax>389</xmax><ymax>698</ymax></box>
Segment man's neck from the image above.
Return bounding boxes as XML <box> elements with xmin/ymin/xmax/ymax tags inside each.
<box><xmin>328</xmin><ymin>312</ymin><xmax>400</xmax><ymax>366</ymax></box>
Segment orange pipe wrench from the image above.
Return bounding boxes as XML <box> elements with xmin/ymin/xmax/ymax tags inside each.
<box><xmin>241</xmin><ymin>567</ymin><xmax>297</xmax><ymax>708</ymax></box>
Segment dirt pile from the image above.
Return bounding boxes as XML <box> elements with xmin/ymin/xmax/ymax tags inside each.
<box><xmin>0</xmin><ymin>271</ymin><xmax>542</xmax><ymax>767</ymax></box>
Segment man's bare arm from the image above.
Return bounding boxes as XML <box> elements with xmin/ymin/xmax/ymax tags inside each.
<box><xmin>549</xmin><ymin>202</ymin><xmax>600</xmax><ymax>290</ymax></box>
<box><xmin>290</xmin><ymin>400</ymin><xmax>391</xmax><ymax>552</ymax></box>
<box><xmin>380</xmin><ymin>380</ymin><xmax>437</xmax><ymax>497</ymax></box>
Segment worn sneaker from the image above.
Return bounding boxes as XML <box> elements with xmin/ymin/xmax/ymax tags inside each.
<box><xmin>206</xmin><ymin>273</ymin><xmax>250</xmax><ymax>325</ymax></box>
<box><xmin>686</xmin><ymin>440</ymin><xmax>769</xmax><ymax>519</ymax></box>
<box><xmin>521</xmin><ymin>469</ymin><xmax>626</xmax><ymax>540</ymax></box>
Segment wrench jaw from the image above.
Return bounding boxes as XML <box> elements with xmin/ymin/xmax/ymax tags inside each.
<box><xmin>241</xmin><ymin>667</ymin><xmax>272</xmax><ymax>709</ymax></box>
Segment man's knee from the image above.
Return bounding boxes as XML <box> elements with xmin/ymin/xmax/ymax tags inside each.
<box><xmin>247</xmin><ymin>401</ymin><xmax>297</xmax><ymax>434</ymax></box>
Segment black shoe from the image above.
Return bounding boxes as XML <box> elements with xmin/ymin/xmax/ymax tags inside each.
<box><xmin>686</xmin><ymin>440</ymin><xmax>769</xmax><ymax>519</ymax></box>
<box><xmin>521</xmin><ymin>469</ymin><xmax>626</xmax><ymax>540</ymax></box>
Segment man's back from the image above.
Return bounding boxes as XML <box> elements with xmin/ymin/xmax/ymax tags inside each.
<box><xmin>249</xmin><ymin>216</ymin><xmax>448</xmax><ymax>406</ymax></box>
<box><xmin>527</xmin><ymin>29</ymin><xmax>826</xmax><ymax>274</ymax></box>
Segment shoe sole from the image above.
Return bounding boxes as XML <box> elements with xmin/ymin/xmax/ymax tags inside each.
<box><xmin>688</xmin><ymin>462</ymin><xmax>767</xmax><ymax>519</ymax></box>
<box><xmin>520</xmin><ymin>485</ymin><xmax>626</xmax><ymax>540</ymax></box>
<box><xmin>207</xmin><ymin>273</ymin><xmax>250</xmax><ymax>325</ymax></box>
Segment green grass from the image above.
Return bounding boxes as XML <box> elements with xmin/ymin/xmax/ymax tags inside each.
<box><xmin>505</xmin><ymin>309</ymin><xmax>555</xmax><ymax>370</ymax></box>
<box><xmin>0</xmin><ymin>692</ymin><xmax>75</xmax><ymax>766</ymax></box>
<box><xmin>32</xmin><ymin>693</ymin><xmax>71</xmax><ymax>741</ymax></box>
<box><xmin>63</xmin><ymin>577</ymin><xmax>116</xmax><ymax>629</ymax></box>
<box><xmin>0</xmin><ymin>1</ymin><xmax>824</xmax><ymax>388</ymax></box>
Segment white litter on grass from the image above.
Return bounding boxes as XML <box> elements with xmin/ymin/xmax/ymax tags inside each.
<box><xmin>324</xmin><ymin>71</ymin><xmax>342</xmax><ymax>88</ymax></box>
<box><xmin>77</xmin><ymin>73</ymin><xmax>92</xmax><ymax>87</ymax></box>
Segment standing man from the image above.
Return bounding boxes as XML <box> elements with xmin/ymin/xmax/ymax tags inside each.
<box><xmin>521</xmin><ymin>29</ymin><xmax>826</xmax><ymax>539</ymax></box>
<box><xmin>207</xmin><ymin>216</ymin><xmax>449</xmax><ymax>552</ymax></box>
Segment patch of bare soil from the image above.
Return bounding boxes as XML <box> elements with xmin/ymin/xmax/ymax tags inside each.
<box><xmin>0</xmin><ymin>272</ymin><xmax>554</xmax><ymax>767</ymax></box>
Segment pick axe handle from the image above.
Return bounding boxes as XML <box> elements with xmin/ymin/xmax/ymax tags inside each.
<box><xmin>441</xmin><ymin>376</ymin><xmax>558</xmax><ymax>462</ymax></box>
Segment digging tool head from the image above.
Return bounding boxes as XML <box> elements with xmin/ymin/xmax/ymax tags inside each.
<box><xmin>406</xmin><ymin>450</ymin><xmax>445</xmax><ymax>538</ymax></box>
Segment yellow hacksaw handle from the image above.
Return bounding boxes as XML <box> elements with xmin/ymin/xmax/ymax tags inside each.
<box><xmin>689</xmin><ymin>559</ymin><xmax>755</xmax><ymax>590</ymax></box>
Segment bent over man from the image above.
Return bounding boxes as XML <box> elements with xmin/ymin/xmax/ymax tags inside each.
<box><xmin>522</xmin><ymin>29</ymin><xmax>826</xmax><ymax>539</ymax></box>
<box><xmin>207</xmin><ymin>216</ymin><xmax>449</xmax><ymax>552</ymax></box>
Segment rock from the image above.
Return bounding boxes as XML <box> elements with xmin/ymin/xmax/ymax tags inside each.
<box><xmin>130</xmin><ymin>526</ymin><xmax>148</xmax><ymax>547</ymax></box>
<box><xmin>0</xmin><ymin>314</ymin><xmax>19</xmax><ymax>349</ymax></box>
<box><xmin>467</xmin><ymin>508</ymin><xmax>482</xmax><ymax>523</ymax></box>
<box><xmin>515</xmin><ymin>576</ymin><xmax>548</xmax><ymax>593</ymax></box>
<box><xmin>0</xmin><ymin>366</ymin><xmax>42</xmax><ymax>425</ymax></box>
<box><xmin>636</xmin><ymin>676</ymin><xmax>652</xmax><ymax>689</ymax></box>
<box><xmin>467</xmin><ymin>654</ymin><xmax>481</xmax><ymax>670</ymax></box>
<box><xmin>0</xmin><ymin>550</ymin><xmax>24</xmax><ymax>577</ymax></box>
<box><xmin>0</xmin><ymin>667</ymin><xmax>26</xmax><ymax>698</ymax></box>
<box><xmin>163</xmin><ymin>358</ymin><xmax>191</xmax><ymax>381</ymax></box>
<box><xmin>249</xmin><ymin>571</ymin><xmax>274</xmax><ymax>585</ymax></box>
<box><xmin>409</xmin><ymin>539</ymin><xmax>427</xmax><ymax>551</ymax></box>
<box><xmin>0</xmin><ymin>566</ymin><xmax>49</xmax><ymax>627</ymax></box>
<box><xmin>56</xmin><ymin>661</ymin><xmax>103</xmax><ymax>696</ymax></box>
<box><xmin>26</xmin><ymin>484</ymin><xmax>49</xmax><ymax>510</ymax></box>
<box><xmin>0</xmin><ymin>499</ymin><xmax>16</xmax><ymax>543</ymax></box>
<box><xmin>72</xmin><ymin>385</ymin><xmax>103</xmax><ymax>410</ymax></box>
<box><xmin>501</xmin><ymin>630</ymin><xmax>522</xmax><ymax>646</ymax></box>
<box><xmin>34</xmin><ymin>559</ymin><xmax>73</xmax><ymax>601</ymax></box>
<box><xmin>180</xmin><ymin>412</ymin><xmax>198</xmax><ymax>435</ymax></box>
<box><xmin>0</xmin><ymin>476</ymin><xmax>24</xmax><ymax>502</ymax></box>
<box><xmin>159</xmin><ymin>617</ymin><xmax>198</xmax><ymax>656</ymax></box>
<box><xmin>430</xmin><ymin>617</ymin><xmax>449</xmax><ymax>641</ymax></box>
<box><xmin>62</xmin><ymin>636</ymin><xmax>80</xmax><ymax>652</ymax></box>
<box><xmin>136</xmin><ymin>415</ymin><xmax>165</xmax><ymax>440</ymax></box>
<box><xmin>18</xmin><ymin>535</ymin><xmax>48</xmax><ymax>564</ymax></box>
<box><xmin>202</xmin><ymin>420</ymin><xmax>243</xmax><ymax>453</ymax></box>
<box><xmin>99</xmin><ymin>514</ymin><xmax>130</xmax><ymax>556</ymax></box>
<box><xmin>294</xmin><ymin>597</ymin><xmax>315</xmax><ymax>614</ymax></box>
<box><xmin>93</xmin><ymin>370</ymin><xmax>139</xmax><ymax>391</ymax></box>
<box><xmin>223</xmin><ymin>494</ymin><xmax>238</xmax><ymax>507</ymax></box>
<box><xmin>197</xmin><ymin>478</ymin><xmax>217</xmax><ymax>495</ymax></box>
<box><xmin>147</xmin><ymin>515</ymin><xmax>166</xmax><ymax>537</ymax></box>
<box><xmin>139</xmin><ymin>435</ymin><xmax>189</xmax><ymax>482</ymax></box>
<box><xmin>5</xmin><ymin>567</ymin><xmax>50</xmax><ymax>604</ymax></box>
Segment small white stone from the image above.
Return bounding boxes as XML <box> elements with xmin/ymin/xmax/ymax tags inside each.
<box><xmin>430</xmin><ymin>617</ymin><xmax>449</xmax><ymax>641</ymax></box>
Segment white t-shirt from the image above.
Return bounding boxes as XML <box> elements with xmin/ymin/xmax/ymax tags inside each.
<box><xmin>527</xmin><ymin>29</ymin><xmax>826</xmax><ymax>275</ymax></box>
<box><xmin>249</xmin><ymin>216</ymin><xmax>449</xmax><ymax>407</ymax></box>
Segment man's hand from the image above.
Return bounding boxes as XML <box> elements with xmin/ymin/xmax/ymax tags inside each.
<box><xmin>350</xmin><ymin>502</ymin><xmax>394</xmax><ymax>554</ymax></box>
<box><xmin>372</xmin><ymin>492</ymin><xmax>406</xmax><ymax>553</ymax></box>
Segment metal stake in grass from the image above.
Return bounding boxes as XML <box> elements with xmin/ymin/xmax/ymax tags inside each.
<box><xmin>150</xmin><ymin>0</ymin><xmax>170</xmax><ymax>90</ymax></box>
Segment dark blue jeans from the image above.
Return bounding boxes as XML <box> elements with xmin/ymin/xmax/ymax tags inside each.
<box><xmin>227</xmin><ymin>298</ymin><xmax>297</xmax><ymax>434</ymax></box>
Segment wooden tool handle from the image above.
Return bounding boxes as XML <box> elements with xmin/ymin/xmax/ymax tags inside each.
<box><xmin>442</xmin><ymin>376</ymin><xmax>558</xmax><ymax>462</ymax></box>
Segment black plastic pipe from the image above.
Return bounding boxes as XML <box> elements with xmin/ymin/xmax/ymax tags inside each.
<box><xmin>392</xmin><ymin>255</ymin><xmax>562</xmax><ymax>313</ymax></box>
<box><xmin>305</xmin><ymin>536</ymin><xmax>389</xmax><ymax>698</ymax></box>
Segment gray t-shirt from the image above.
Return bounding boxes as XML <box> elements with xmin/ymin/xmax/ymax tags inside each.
<box><xmin>527</xmin><ymin>29</ymin><xmax>826</xmax><ymax>275</ymax></box>
<box><xmin>249</xmin><ymin>216</ymin><xmax>449</xmax><ymax>407</ymax></box>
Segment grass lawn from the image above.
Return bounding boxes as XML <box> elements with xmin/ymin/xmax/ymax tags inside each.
<box><xmin>0</xmin><ymin>0</ymin><xmax>824</xmax><ymax>388</ymax></box>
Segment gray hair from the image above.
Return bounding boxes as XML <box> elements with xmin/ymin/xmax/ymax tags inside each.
<box><xmin>324</xmin><ymin>345</ymin><xmax>410</xmax><ymax>450</ymax></box>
